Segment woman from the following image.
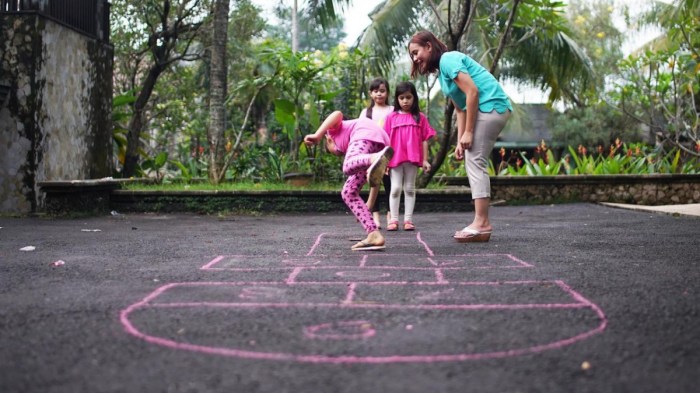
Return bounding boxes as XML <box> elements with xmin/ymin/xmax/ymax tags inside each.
<box><xmin>408</xmin><ymin>30</ymin><xmax>512</xmax><ymax>243</ymax></box>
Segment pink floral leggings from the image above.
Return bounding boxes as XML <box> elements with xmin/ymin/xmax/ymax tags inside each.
<box><xmin>342</xmin><ymin>139</ymin><xmax>384</xmax><ymax>233</ymax></box>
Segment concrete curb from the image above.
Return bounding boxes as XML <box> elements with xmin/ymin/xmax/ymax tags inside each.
<box><xmin>599</xmin><ymin>202</ymin><xmax>700</xmax><ymax>218</ymax></box>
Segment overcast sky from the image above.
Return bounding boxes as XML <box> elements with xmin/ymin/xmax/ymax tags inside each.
<box><xmin>250</xmin><ymin>0</ymin><xmax>383</xmax><ymax>44</ymax></box>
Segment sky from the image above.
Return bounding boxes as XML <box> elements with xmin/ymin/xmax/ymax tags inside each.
<box><xmin>251</xmin><ymin>0</ymin><xmax>665</xmax><ymax>104</ymax></box>
<box><xmin>250</xmin><ymin>0</ymin><xmax>383</xmax><ymax>45</ymax></box>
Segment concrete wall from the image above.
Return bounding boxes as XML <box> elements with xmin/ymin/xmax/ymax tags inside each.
<box><xmin>0</xmin><ymin>14</ymin><xmax>113</xmax><ymax>213</ymax></box>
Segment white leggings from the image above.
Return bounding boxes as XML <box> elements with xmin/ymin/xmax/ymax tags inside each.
<box><xmin>465</xmin><ymin>110</ymin><xmax>510</xmax><ymax>199</ymax></box>
<box><xmin>389</xmin><ymin>162</ymin><xmax>418</xmax><ymax>223</ymax></box>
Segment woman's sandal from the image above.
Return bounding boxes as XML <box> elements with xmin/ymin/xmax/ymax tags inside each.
<box><xmin>453</xmin><ymin>227</ymin><xmax>492</xmax><ymax>243</ymax></box>
<box><xmin>386</xmin><ymin>221</ymin><xmax>399</xmax><ymax>231</ymax></box>
<box><xmin>403</xmin><ymin>221</ymin><xmax>416</xmax><ymax>231</ymax></box>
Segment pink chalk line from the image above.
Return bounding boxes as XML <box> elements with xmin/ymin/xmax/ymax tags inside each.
<box><xmin>359</xmin><ymin>255</ymin><xmax>368</xmax><ymax>267</ymax></box>
<box><xmin>120</xmin><ymin>280</ymin><xmax>607</xmax><ymax>363</ymax></box>
<box><xmin>202</xmin><ymin>254</ymin><xmax>534</xmax><ymax>270</ymax></box>
<box><xmin>435</xmin><ymin>269</ymin><xmax>447</xmax><ymax>284</ymax></box>
<box><xmin>137</xmin><ymin>301</ymin><xmax>592</xmax><ymax>311</ymax></box>
<box><xmin>342</xmin><ymin>283</ymin><xmax>357</xmax><ymax>304</ymax></box>
<box><xmin>285</xmin><ymin>267</ymin><xmax>303</xmax><ymax>284</ymax></box>
<box><xmin>303</xmin><ymin>320</ymin><xmax>376</xmax><ymax>340</ymax></box>
<box><xmin>201</xmin><ymin>256</ymin><xmax>224</xmax><ymax>270</ymax></box>
<box><xmin>416</xmin><ymin>232</ymin><xmax>434</xmax><ymax>256</ymax></box>
<box><xmin>140</xmin><ymin>280</ymin><xmax>558</xmax><ymax>288</ymax></box>
<box><xmin>306</xmin><ymin>233</ymin><xmax>325</xmax><ymax>256</ymax></box>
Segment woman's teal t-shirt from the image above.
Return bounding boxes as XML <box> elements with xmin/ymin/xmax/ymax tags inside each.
<box><xmin>438</xmin><ymin>51</ymin><xmax>512</xmax><ymax>113</ymax></box>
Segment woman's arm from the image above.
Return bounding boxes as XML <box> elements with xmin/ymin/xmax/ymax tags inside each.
<box><xmin>453</xmin><ymin>71</ymin><xmax>479</xmax><ymax>156</ymax></box>
<box><xmin>303</xmin><ymin>111</ymin><xmax>343</xmax><ymax>146</ymax></box>
<box><xmin>453</xmin><ymin>102</ymin><xmax>466</xmax><ymax>160</ymax></box>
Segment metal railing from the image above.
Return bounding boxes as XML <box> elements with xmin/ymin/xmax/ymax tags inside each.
<box><xmin>1</xmin><ymin>0</ymin><xmax>110</xmax><ymax>42</ymax></box>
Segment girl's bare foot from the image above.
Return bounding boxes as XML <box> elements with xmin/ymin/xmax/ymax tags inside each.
<box><xmin>351</xmin><ymin>230</ymin><xmax>386</xmax><ymax>251</ymax></box>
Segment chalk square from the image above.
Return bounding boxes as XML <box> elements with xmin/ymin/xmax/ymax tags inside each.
<box><xmin>202</xmin><ymin>255</ymin><xmax>284</xmax><ymax>270</ymax></box>
<box><xmin>145</xmin><ymin>282</ymin><xmax>350</xmax><ymax>305</ymax></box>
<box><xmin>362</xmin><ymin>254</ymin><xmax>435</xmax><ymax>268</ymax></box>
<box><xmin>292</xmin><ymin>267</ymin><xmax>440</xmax><ymax>283</ymax></box>
<box><xmin>427</xmin><ymin>254</ymin><xmax>533</xmax><ymax>268</ymax></box>
<box><xmin>351</xmin><ymin>281</ymin><xmax>580</xmax><ymax>306</ymax></box>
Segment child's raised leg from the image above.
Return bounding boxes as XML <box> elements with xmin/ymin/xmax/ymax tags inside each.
<box><xmin>342</xmin><ymin>140</ymin><xmax>387</xmax><ymax>250</ymax></box>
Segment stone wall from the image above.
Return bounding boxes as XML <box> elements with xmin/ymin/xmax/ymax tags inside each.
<box><xmin>0</xmin><ymin>14</ymin><xmax>113</xmax><ymax>213</ymax></box>
<box><xmin>37</xmin><ymin>175</ymin><xmax>700</xmax><ymax>215</ymax></box>
<box><xmin>445</xmin><ymin>175</ymin><xmax>700</xmax><ymax>205</ymax></box>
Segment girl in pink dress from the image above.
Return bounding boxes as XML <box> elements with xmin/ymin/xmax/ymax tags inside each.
<box><xmin>304</xmin><ymin>111</ymin><xmax>393</xmax><ymax>251</ymax></box>
<box><xmin>384</xmin><ymin>82</ymin><xmax>436</xmax><ymax>231</ymax></box>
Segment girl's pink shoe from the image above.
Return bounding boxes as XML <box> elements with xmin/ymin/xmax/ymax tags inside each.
<box><xmin>403</xmin><ymin>221</ymin><xmax>416</xmax><ymax>231</ymax></box>
<box><xmin>386</xmin><ymin>221</ymin><xmax>399</xmax><ymax>231</ymax></box>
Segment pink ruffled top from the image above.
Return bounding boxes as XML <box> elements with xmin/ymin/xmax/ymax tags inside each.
<box><xmin>383</xmin><ymin>111</ymin><xmax>436</xmax><ymax>168</ymax></box>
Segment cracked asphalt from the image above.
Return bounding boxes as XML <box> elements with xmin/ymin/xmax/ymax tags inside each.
<box><xmin>1</xmin><ymin>203</ymin><xmax>698</xmax><ymax>393</ymax></box>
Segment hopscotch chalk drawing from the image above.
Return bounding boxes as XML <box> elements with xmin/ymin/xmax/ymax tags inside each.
<box><xmin>121</xmin><ymin>232</ymin><xmax>607</xmax><ymax>364</ymax></box>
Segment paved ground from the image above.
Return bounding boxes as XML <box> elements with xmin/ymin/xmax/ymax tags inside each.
<box><xmin>1</xmin><ymin>203</ymin><xmax>698</xmax><ymax>393</ymax></box>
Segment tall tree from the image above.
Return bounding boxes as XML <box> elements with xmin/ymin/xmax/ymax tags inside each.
<box><xmin>208</xmin><ymin>0</ymin><xmax>230</xmax><ymax>183</ymax></box>
<box><xmin>112</xmin><ymin>0</ymin><xmax>209</xmax><ymax>177</ymax></box>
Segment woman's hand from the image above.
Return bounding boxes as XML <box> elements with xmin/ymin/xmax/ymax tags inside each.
<box><xmin>459</xmin><ymin>132</ymin><xmax>473</xmax><ymax>151</ymax></box>
<box><xmin>422</xmin><ymin>160</ymin><xmax>432</xmax><ymax>172</ymax></box>
<box><xmin>454</xmin><ymin>144</ymin><xmax>464</xmax><ymax>161</ymax></box>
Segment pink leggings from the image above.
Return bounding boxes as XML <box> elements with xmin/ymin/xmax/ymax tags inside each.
<box><xmin>342</xmin><ymin>139</ymin><xmax>384</xmax><ymax>233</ymax></box>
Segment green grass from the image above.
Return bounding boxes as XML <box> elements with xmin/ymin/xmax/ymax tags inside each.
<box><xmin>121</xmin><ymin>180</ymin><xmax>344</xmax><ymax>192</ymax></box>
<box><xmin>121</xmin><ymin>178</ymin><xmax>455</xmax><ymax>192</ymax></box>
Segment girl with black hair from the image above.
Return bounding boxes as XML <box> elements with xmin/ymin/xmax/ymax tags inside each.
<box><xmin>383</xmin><ymin>81</ymin><xmax>436</xmax><ymax>231</ymax></box>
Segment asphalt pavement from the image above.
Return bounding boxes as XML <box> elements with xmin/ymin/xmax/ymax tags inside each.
<box><xmin>0</xmin><ymin>203</ymin><xmax>698</xmax><ymax>393</ymax></box>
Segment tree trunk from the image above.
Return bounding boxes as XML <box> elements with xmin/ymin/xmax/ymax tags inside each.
<box><xmin>489</xmin><ymin>0</ymin><xmax>521</xmax><ymax>75</ymax></box>
<box><xmin>417</xmin><ymin>0</ymin><xmax>468</xmax><ymax>188</ymax></box>
<box><xmin>119</xmin><ymin>0</ymin><xmax>205</xmax><ymax>178</ymax></box>
<box><xmin>292</xmin><ymin>0</ymin><xmax>299</xmax><ymax>53</ymax></box>
<box><xmin>208</xmin><ymin>0</ymin><xmax>230</xmax><ymax>184</ymax></box>
<box><xmin>123</xmin><ymin>65</ymin><xmax>164</xmax><ymax>177</ymax></box>
<box><xmin>418</xmin><ymin>101</ymin><xmax>455</xmax><ymax>188</ymax></box>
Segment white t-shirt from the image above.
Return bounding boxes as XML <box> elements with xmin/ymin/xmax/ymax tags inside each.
<box><xmin>359</xmin><ymin>105</ymin><xmax>394</xmax><ymax>129</ymax></box>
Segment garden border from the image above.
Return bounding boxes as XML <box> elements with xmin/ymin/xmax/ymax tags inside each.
<box><xmin>38</xmin><ymin>174</ymin><xmax>700</xmax><ymax>215</ymax></box>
